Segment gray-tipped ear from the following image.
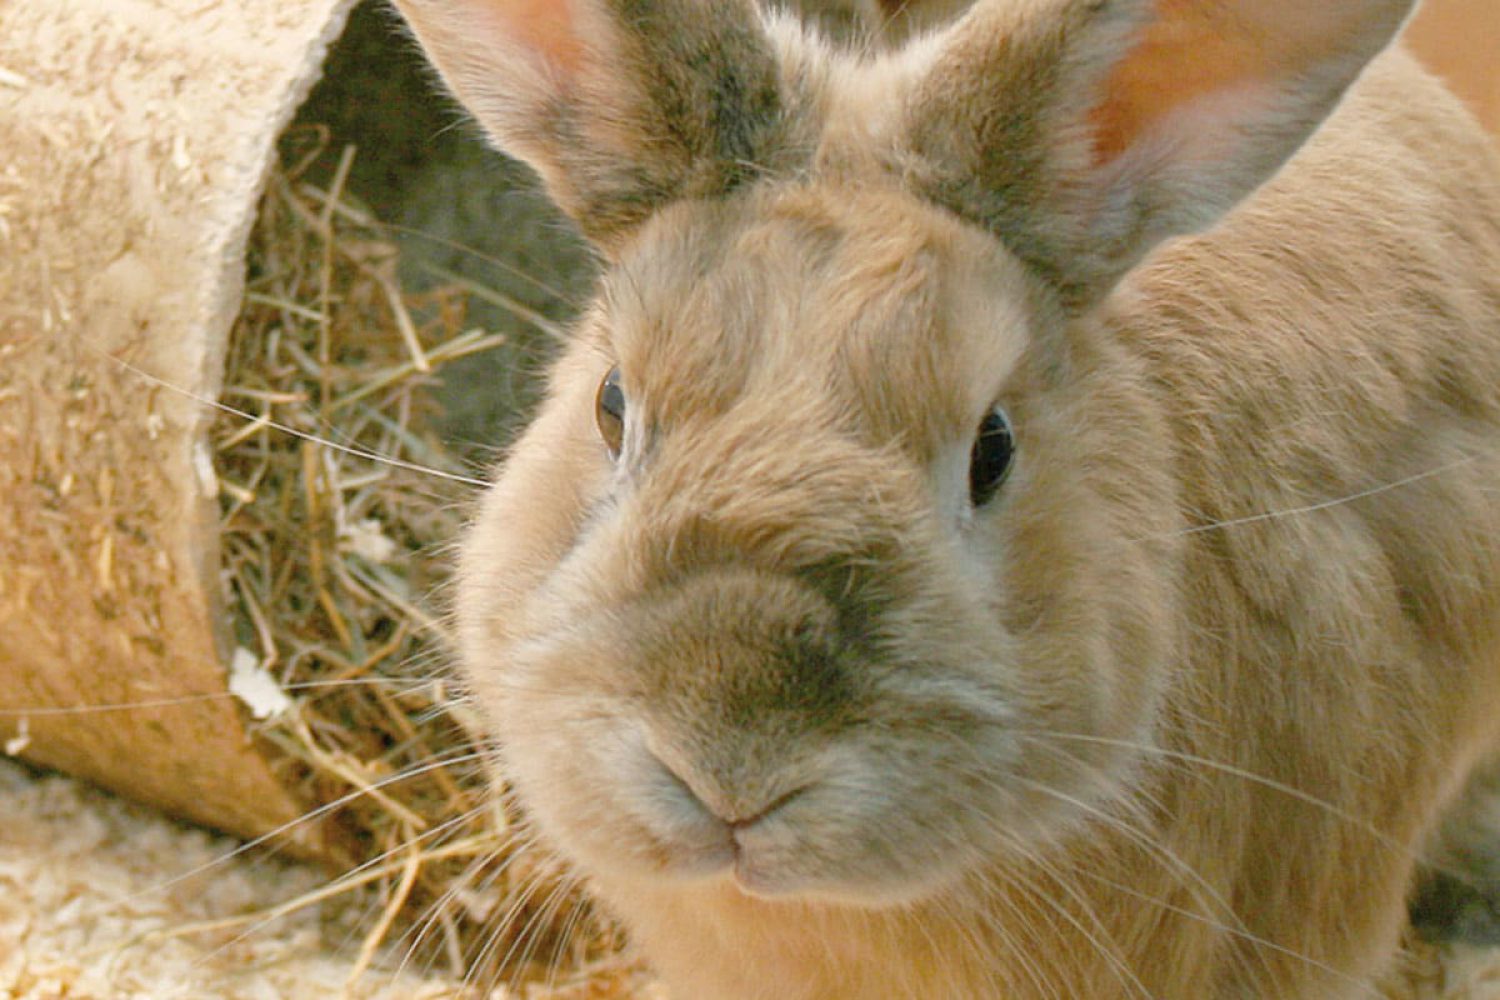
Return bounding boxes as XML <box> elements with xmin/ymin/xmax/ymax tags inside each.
<box><xmin>900</xmin><ymin>0</ymin><xmax>1418</xmax><ymax>309</ymax></box>
<box><xmin>392</xmin><ymin>0</ymin><xmax>794</xmax><ymax>251</ymax></box>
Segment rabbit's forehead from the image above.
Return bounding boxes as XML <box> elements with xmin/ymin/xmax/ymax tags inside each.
<box><xmin>603</xmin><ymin>184</ymin><xmax>1036</xmax><ymax>452</ymax></box>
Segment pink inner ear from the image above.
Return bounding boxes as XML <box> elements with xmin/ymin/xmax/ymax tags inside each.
<box><xmin>1090</xmin><ymin>2</ymin><xmax>1265</xmax><ymax>161</ymax></box>
<box><xmin>477</xmin><ymin>0</ymin><xmax>585</xmax><ymax>74</ymax></box>
<box><xmin>1087</xmin><ymin>0</ymin><xmax>1341</xmax><ymax>163</ymax></box>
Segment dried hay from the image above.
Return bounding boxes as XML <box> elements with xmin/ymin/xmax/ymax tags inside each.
<box><xmin>206</xmin><ymin>132</ymin><xmax>633</xmax><ymax>994</ymax></box>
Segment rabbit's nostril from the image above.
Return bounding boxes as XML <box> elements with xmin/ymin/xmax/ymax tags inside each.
<box><xmin>725</xmin><ymin>784</ymin><xmax>807</xmax><ymax>833</ymax></box>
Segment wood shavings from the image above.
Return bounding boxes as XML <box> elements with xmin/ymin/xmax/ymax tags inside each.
<box><xmin>0</xmin><ymin>758</ymin><xmax>480</xmax><ymax>1000</ymax></box>
<box><xmin>4</xmin><ymin>719</ymin><xmax>30</xmax><ymax>757</ymax></box>
<box><xmin>228</xmin><ymin>647</ymin><xmax>291</xmax><ymax>721</ymax></box>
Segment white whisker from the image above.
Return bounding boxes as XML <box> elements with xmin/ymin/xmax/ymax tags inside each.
<box><xmin>89</xmin><ymin>346</ymin><xmax>488</xmax><ymax>487</ymax></box>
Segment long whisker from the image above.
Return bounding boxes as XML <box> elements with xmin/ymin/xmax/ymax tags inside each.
<box><xmin>1141</xmin><ymin>456</ymin><xmax>1477</xmax><ymax>541</ymax></box>
<box><xmin>1068</xmin><ymin>864</ymin><xmax>1384</xmax><ymax>997</ymax></box>
<box><xmin>465</xmin><ymin>862</ymin><xmax>556</xmax><ymax>990</ymax></box>
<box><xmin>506</xmin><ymin>869</ymin><xmax>585</xmax><ymax>981</ymax></box>
<box><xmin>1012</xmin><ymin>773</ymin><xmax>1249</xmax><ymax>934</ymax></box>
<box><xmin>940</xmin><ymin>741</ymin><xmax>1384</xmax><ymax>994</ymax></box>
<box><xmin>540</xmin><ymin>890</ymin><xmax>594</xmax><ymax>994</ymax></box>
<box><xmin>296</xmin><ymin>181</ymin><xmax>595</xmax><ymax>312</ymax></box>
<box><xmin>124</xmin><ymin>748</ymin><xmax>489</xmax><ymax>905</ymax></box>
<box><xmin>0</xmin><ymin>677</ymin><xmax>436</xmax><ymax>718</ymax></box>
<box><xmin>1026</xmin><ymin>730</ymin><xmax>1460</xmax><ymax>878</ymax></box>
<box><xmin>87</xmin><ymin>346</ymin><xmax>488</xmax><ymax>488</ymax></box>
<box><xmin>389</xmin><ymin>821</ymin><xmax>547</xmax><ymax>981</ymax></box>
<box><xmin>986</xmin><ymin>835</ymin><xmax>1160</xmax><ymax>1000</ymax></box>
<box><xmin>169</xmin><ymin>810</ymin><xmax>507</xmax><ymax>974</ymax></box>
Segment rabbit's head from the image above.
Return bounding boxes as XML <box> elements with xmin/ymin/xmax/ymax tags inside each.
<box><xmin>396</xmin><ymin>0</ymin><xmax>1415</xmax><ymax>908</ymax></box>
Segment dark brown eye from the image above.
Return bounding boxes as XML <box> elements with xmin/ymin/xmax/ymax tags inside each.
<box><xmin>596</xmin><ymin>365</ymin><xmax>626</xmax><ymax>459</ymax></box>
<box><xmin>969</xmin><ymin>405</ymin><xmax>1015</xmax><ymax>508</ymax></box>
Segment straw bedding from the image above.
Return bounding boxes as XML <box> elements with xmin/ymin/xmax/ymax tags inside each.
<box><xmin>197</xmin><ymin>136</ymin><xmax>637</xmax><ymax>992</ymax></box>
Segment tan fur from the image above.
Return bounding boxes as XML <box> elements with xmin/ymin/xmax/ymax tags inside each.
<box><xmin>394</xmin><ymin>0</ymin><xmax>1500</xmax><ymax>996</ymax></box>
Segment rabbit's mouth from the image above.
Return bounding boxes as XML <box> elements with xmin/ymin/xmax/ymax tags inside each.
<box><xmin>505</xmin><ymin>708</ymin><xmax>1006</xmax><ymax>906</ymax></box>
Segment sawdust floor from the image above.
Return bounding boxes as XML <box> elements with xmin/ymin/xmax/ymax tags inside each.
<box><xmin>2</xmin><ymin>756</ymin><xmax>1497</xmax><ymax>1000</ymax></box>
<box><xmin>0</xmin><ymin>757</ymin><xmax>475</xmax><ymax>999</ymax></box>
<box><xmin>0</xmin><ymin>758</ymin><xmax>662</xmax><ymax>1000</ymax></box>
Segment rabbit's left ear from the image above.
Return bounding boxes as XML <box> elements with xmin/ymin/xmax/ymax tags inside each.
<box><xmin>900</xmin><ymin>0</ymin><xmax>1418</xmax><ymax>308</ymax></box>
<box><xmin>393</xmin><ymin>0</ymin><xmax>793</xmax><ymax>251</ymax></box>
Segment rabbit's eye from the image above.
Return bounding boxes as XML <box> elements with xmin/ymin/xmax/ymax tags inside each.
<box><xmin>596</xmin><ymin>365</ymin><xmax>626</xmax><ymax>459</ymax></box>
<box><xmin>969</xmin><ymin>405</ymin><xmax>1015</xmax><ymax>508</ymax></box>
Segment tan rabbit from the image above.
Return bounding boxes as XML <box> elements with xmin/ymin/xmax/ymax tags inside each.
<box><xmin>392</xmin><ymin>0</ymin><xmax>1500</xmax><ymax>996</ymax></box>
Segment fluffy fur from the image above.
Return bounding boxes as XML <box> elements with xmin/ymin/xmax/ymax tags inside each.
<box><xmin>393</xmin><ymin>0</ymin><xmax>1500</xmax><ymax>996</ymax></box>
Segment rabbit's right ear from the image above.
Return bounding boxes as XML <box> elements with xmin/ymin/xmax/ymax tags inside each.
<box><xmin>392</xmin><ymin>0</ymin><xmax>793</xmax><ymax>251</ymax></box>
<box><xmin>899</xmin><ymin>0</ymin><xmax>1417</xmax><ymax>308</ymax></box>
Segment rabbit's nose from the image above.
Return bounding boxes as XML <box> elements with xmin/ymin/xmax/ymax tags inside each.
<box><xmin>619</xmin><ymin>726</ymin><xmax>830</xmax><ymax>897</ymax></box>
<box><xmin>647</xmin><ymin>740</ymin><xmax>810</xmax><ymax>836</ymax></box>
<box><xmin>628</xmin><ymin>564</ymin><xmax>862</xmax><ymax>728</ymax></box>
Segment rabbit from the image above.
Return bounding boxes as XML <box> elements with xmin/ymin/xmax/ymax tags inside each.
<box><xmin>390</xmin><ymin>0</ymin><xmax>1500</xmax><ymax>996</ymax></box>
